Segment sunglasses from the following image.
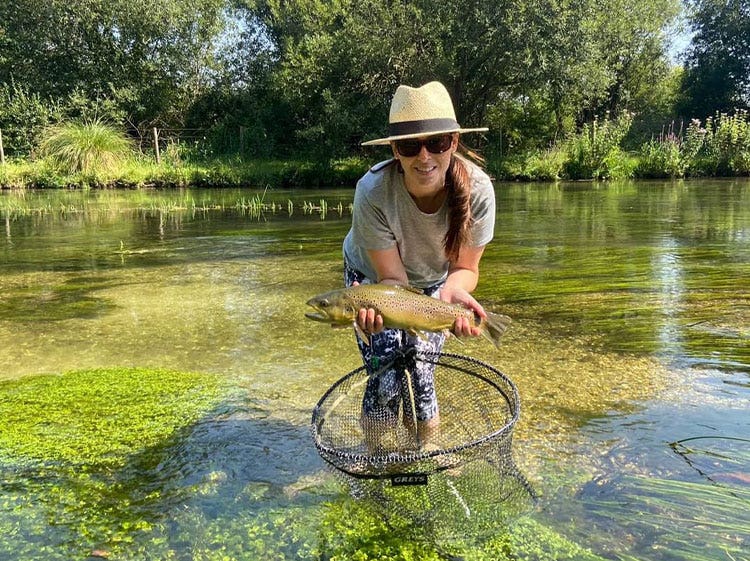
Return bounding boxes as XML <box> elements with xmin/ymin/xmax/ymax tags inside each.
<box><xmin>394</xmin><ymin>134</ymin><xmax>454</xmax><ymax>157</ymax></box>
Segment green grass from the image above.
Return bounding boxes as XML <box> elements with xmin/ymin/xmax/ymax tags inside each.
<box><xmin>2</xmin><ymin>110</ymin><xmax>748</xmax><ymax>188</ymax></box>
<box><xmin>0</xmin><ymin>154</ymin><xmax>371</xmax><ymax>189</ymax></box>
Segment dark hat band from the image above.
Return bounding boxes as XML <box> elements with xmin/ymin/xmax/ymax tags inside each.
<box><xmin>388</xmin><ymin>118</ymin><xmax>460</xmax><ymax>137</ymax></box>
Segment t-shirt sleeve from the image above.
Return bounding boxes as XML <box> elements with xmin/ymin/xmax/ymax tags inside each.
<box><xmin>470</xmin><ymin>172</ymin><xmax>496</xmax><ymax>247</ymax></box>
<box><xmin>350</xmin><ymin>177</ymin><xmax>396</xmax><ymax>251</ymax></box>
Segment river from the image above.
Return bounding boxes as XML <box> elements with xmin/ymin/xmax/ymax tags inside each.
<box><xmin>0</xmin><ymin>179</ymin><xmax>748</xmax><ymax>560</ymax></box>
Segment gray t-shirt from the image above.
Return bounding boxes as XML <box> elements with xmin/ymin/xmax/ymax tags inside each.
<box><xmin>343</xmin><ymin>158</ymin><xmax>496</xmax><ymax>288</ymax></box>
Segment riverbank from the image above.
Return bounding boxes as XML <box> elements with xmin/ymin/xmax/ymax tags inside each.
<box><xmin>2</xmin><ymin>154</ymin><xmax>749</xmax><ymax>190</ymax></box>
<box><xmin>2</xmin><ymin>113</ymin><xmax>749</xmax><ymax>190</ymax></box>
<box><xmin>0</xmin><ymin>156</ymin><xmax>372</xmax><ymax>190</ymax></box>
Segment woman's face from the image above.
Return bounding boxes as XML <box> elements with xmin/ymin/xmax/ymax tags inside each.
<box><xmin>391</xmin><ymin>133</ymin><xmax>458</xmax><ymax>193</ymax></box>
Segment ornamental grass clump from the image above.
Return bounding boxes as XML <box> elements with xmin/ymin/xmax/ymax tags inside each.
<box><xmin>39</xmin><ymin>119</ymin><xmax>133</xmax><ymax>178</ymax></box>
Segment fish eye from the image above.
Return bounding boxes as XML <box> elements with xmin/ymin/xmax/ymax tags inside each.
<box><xmin>319</xmin><ymin>299</ymin><xmax>329</xmax><ymax>308</ymax></box>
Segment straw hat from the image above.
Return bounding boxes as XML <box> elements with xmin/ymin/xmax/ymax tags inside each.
<box><xmin>361</xmin><ymin>81</ymin><xmax>488</xmax><ymax>146</ymax></box>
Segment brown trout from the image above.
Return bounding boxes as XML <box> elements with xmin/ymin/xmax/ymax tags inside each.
<box><xmin>305</xmin><ymin>284</ymin><xmax>511</xmax><ymax>349</ymax></box>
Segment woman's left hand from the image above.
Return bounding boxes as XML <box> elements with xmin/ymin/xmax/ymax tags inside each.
<box><xmin>439</xmin><ymin>286</ymin><xmax>486</xmax><ymax>338</ymax></box>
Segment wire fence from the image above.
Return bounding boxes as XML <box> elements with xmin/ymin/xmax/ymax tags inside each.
<box><xmin>0</xmin><ymin>124</ymin><xmax>268</xmax><ymax>162</ymax></box>
<box><xmin>128</xmin><ymin>126</ymin><xmax>229</xmax><ymax>163</ymax></box>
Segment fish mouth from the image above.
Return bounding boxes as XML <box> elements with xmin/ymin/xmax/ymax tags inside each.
<box><xmin>305</xmin><ymin>301</ymin><xmax>329</xmax><ymax>322</ymax></box>
<box><xmin>305</xmin><ymin>310</ymin><xmax>328</xmax><ymax>321</ymax></box>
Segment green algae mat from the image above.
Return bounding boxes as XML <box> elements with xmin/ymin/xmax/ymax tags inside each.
<box><xmin>0</xmin><ymin>367</ymin><xmax>607</xmax><ymax>561</ymax></box>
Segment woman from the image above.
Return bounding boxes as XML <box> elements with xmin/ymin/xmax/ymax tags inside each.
<box><xmin>343</xmin><ymin>81</ymin><xmax>495</xmax><ymax>451</ymax></box>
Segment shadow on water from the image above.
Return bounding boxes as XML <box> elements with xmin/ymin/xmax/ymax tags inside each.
<box><xmin>0</xmin><ymin>275</ymin><xmax>120</xmax><ymax>322</ymax></box>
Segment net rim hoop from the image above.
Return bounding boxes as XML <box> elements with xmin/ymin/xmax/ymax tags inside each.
<box><xmin>310</xmin><ymin>352</ymin><xmax>520</xmax><ymax>470</ymax></box>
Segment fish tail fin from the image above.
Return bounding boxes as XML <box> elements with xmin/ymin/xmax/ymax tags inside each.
<box><xmin>481</xmin><ymin>312</ymin><xmax>512</xmax><ymax>349</ymax></box>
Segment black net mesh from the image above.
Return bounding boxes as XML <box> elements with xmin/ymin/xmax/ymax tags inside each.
<box><xmin>311</xmin><ymin>351</ymin><xmax>534</xmax><ymax>537</ymax></box>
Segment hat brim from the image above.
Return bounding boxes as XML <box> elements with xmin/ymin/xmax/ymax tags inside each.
<box><xmin>361</xmin><ymin>127</ymin><xmax>489</xmax><ymax>146</ymax></box>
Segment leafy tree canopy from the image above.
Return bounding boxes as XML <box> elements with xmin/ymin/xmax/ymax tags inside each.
<box><xmin>251</xmin><ymin>0</ymin><xmax>680</xmax><ymax>154</ymax></box>
<box><xmin>0</xmin><ymin>0</ymin><xmax>229</xmax><ymax>125</ymax></box>
<box><xmin>680</xmin><ymin>0</ymin><xmax>750</xmax><ymax>116</ymax></box>
<box><xmin>1</xmin><ymin>0</ymin><xmax>684</xmax><ymax>156</ymax></box>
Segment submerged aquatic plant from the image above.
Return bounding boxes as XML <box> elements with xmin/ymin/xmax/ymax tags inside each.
<box><xmin>0</xmin><ymin>367</ymin><xmax>223</xmax><ymax>468</ymax></box>
<box><xmin>38</xmin><ymin>119</ymin><xmax>133</xmax><ymax>177</ymax></box>
<box><xmin>0</xmin><ymin>368</ymin><xmax>226</xmax><ymax>560</ymax></box>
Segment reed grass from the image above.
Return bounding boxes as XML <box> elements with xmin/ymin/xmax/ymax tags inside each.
<box><xmin>0</xmin><ymin>191</ymin><xmax>353</xmax><ymax>221</ymax></box>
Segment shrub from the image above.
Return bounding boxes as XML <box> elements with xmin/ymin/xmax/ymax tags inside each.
<box><xmin>563</xmin><ymin>112</ymin><xmax>633</xmax><ymax>180</ymax></box>
<box><xmin>38</xmin><ymin>119</ymin><xmax>134</xmax><ymax>177</ymax></box>
<box><xmin>519</xmin><ymin>146</ymin><xmax>566</xmax><ymax>181</ymax></box>
<box><xmin>636</xmin><ymin>137</ymin><xmax>682</xmax><ymax>178</ymax></box>
<box><xmin>701</xmin><ymin>110</ymin><xmax>750</xmax><ymax>176</ymax></box>
<box><xmin>634</xmin><ymin>119</ymin><xmax>703</xmax><ymax>178</ymax></box>
<box><xmin>0</xmin><ymin>83</ymin><xmax>61</xmax><ymax>157</ymax></box>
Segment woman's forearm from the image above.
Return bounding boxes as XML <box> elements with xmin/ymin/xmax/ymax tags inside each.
<box><xmin>444</xmin><ymin>266</ymin><xmax>479</xmax><ymax>293</ymax></box>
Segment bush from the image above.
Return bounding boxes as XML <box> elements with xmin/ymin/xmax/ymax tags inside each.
<box><xmin>636</xmin><ymin>137</ymin><xmax>682</xmax><ymax>178</ymax></box>
<box><xmin>562</xmin><ymin>112</ymin><xmax>634</xmax><ymax>180</ymax></box>
<box><xmin>0</xmin><ymin>83</ymin><xmax>61</xmax><ymax>157</ymax></box>
<box><xmin>635</xmin><ymin>119</ymin><xmax>705</xmax><ymax>178</ymax></box>
<box><xmin>38</xmin><ymin>119</ymin><xmax>134</xmax><ymax>177</ymax></box>
<box><xmin>701</xmin><ymin>110</ymin><xmax>750</xmax><ymax>176</ymax></box>
<box><xmin>522</xmin><ymin>146</ymin><xmax>567</xmax><ymax>181</ymax></box>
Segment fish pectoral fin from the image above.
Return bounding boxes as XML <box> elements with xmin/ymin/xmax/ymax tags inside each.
<box><xmin>407</xmin><ymin>329</ymin><xmax>430</xmax><ymax>342</ymax></box>
<box><xmin>442</xmin><ymin>328</ymin><xmax>454</xmax><ymax>339</ymax></box>
<box><xmin>354</xmin><ymin>322</ymin><xmax>371</xmax><ymax>346</ymax></box>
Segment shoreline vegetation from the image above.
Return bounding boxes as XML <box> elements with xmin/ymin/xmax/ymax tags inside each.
<box><xmin>1</xmin><ymin>110</ymin><xmax>748</xmax><ymax>190</ymax></box>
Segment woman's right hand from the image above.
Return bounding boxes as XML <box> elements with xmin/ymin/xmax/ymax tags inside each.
<box><xmin>352</xmin><ymin>281</ymin><xmax>384</xmax><ymax>334</ymax></box>
<box><xmin>357</xmin><ymin>307</ymin><xmax>384</xmax><ymax>334</ymax></box>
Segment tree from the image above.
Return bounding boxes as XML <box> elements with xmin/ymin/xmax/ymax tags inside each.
<box><xmin>680</xmin><ymin>0</ymin><xmax>750</xmax><ymax>118</ymax></box>
<box><xmin>0</xmin><ymin>0</ymin><xmax>230</xmax><ymax>126</ymax></box>
<box><xmin>250</xmin><ymin>0</ymin><xmax>681</xmax><ymax>155</ymax></box>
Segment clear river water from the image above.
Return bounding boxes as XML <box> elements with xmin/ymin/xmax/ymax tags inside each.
<box><xmin>0</xmin><ymin>179</ymin><xmax>748</xmax><ymax>560</ymax></box>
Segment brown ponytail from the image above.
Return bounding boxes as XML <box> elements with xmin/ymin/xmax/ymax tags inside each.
<box><xmin>444</xmin><ymin>143</ymin><xmax>485</xmax><ymax>261</ymax></box>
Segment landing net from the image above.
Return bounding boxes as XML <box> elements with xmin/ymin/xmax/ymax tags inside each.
<box><xmin>311</xmin><ymin>350</ymin><xmax>533</xmax><ymax>536</ymax></box>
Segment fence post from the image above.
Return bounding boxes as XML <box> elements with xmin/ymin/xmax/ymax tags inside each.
<box><xmin>0</xmin><ymin>128</ymin><xmax>5</xmax><ymax>165</ymax></box>
<box><xmin>152</xmin><ymin>127</ymin><xmax>161</xmax><ymax>164</ymax></box>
